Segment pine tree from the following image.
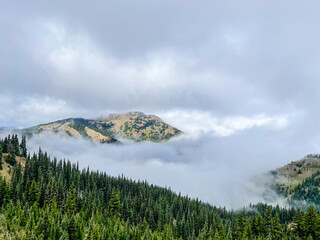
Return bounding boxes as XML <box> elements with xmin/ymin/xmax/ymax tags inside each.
<box><xmin>20</xmin><ymin>136</ymin><xmax>27</xmax><ymax>157</ymax></box>
<box><xmin>272</xmin><ymin>213</ymin><xmax>282</xmax><ymax>240</ymax></box>
<box><xmin>0</xmin><ymin>177</ymin><xmax>7</xmax><ymax>206</ymax></box>
<box><xmin>264</xmin><ymin>206</ymin><xmax>272</xmax><ymax>237</ymax></box>
<box><xmin>13</xmin><ymin>134</ymin><xmax>20</xmax><ymax>156</ymax></box>
<box><xmin>109</xmin><ymin>189</ymin><xmax>121</xmax><ymax>218</ymax></box>
<box><xmin>0</xmin><ymin>145</ymin><xmax>2</xmax><ymax>170</ymax></box>
<box><xmin>254</xmin><ymin>213</ymin><xmax>264</xmax><ymax>237</ymax></box>
<box><xmin>6</xmin><ymin>151</ymin><xmax>16</xmax><ymax>166</ymax></box>
<box><xmin>68</xmin><ymin>216</ymin><xmax>77</xmax><ymax>240</ymax></box>
<box><xmin>304</xmin><ymin>205</ymin><xmax>319</xmax><ymax>239</ymax></box>
<box><xmin>218</xmin><ymin>221</ymin><xmax>226</xmax><ymax>239</ymax></box>
<box><xmin>236</xmin><ymin>213</ymin><xmax>246</xmax><ymax>239</ymax></box>
<box><xmin>66</xmin><ymin>183</ymin><xmax>77</xmax><ymax>215</ymax></box>
<box><xmin>28</xmin><ymin>180</ymin><xmax>39</xmax><ymax>204</ymax></box>
<box><xmin>45</xmin><ymin>177</ymin><xmax>58</xmax><ymax>206</ymax></box>
<box><xmin>293</xmin><ymin>208</ymin><xmax>305</xmax><ymax>238</ymax></box>
<box><xmin>11</xmin><ymin>163</ymin><xmax>22</xmax><ymax>201</ymax></box>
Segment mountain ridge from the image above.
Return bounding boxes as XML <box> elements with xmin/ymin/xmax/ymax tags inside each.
<box><xmin>19</xmin><ymin>112</ymin><xmax>182</xmax><ymax>144</ymax></box>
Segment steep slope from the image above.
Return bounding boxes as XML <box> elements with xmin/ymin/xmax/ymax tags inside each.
<box><xmin>0</xmin><ymin>154</ymin><xmax>25</xmax><ymax>182</ymax></box>
<box><xmin>271</xmin><ymin>155</ymin><xmax>320</xmax><ymax>207</ymax></box>
<box><xmin>275</xmin><ymin>155</ymin><xmax>320</xmax><ymax>192</ymax></box>
<box><xmin>20</xmin><ymin>112</ymin><xmax>181</xmax><ymax>143</ymax></box>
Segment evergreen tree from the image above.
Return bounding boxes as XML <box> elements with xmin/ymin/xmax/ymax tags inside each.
<box><xmin>0</xmin><ymin>145</ymin><xmax>2</xmax><ymax>170</ymax></box>
<box><xmin>0</xmin><ymin>177</ymin><xmax>7</xmax><ymax>206</ymax></box>
<box><xmin>5</xmin><ymin>152</ymin><xmax>16</xmax><ymax>166</ymax></box>
<box><xmin>109</xmin><ymin>189</ymin><xmax>121</xmax><ymax>218</ymax></box>
<box><xmin>304</xmin><ymin>205</ymin><xmax>319</xmax><ymax>239</ymax></box>
<box><xmin>264</xmin><ymin>206</ymin><xmax>272</xmax><ymax>236</ymax></box>
<box><xmin>20</xmin><ymin>135</ymin><xmax>27</xmax><ymax>157</ymax></box>
<box><xmin>67</xmin><ymin>216</ymin><xmax>77</xmax><ymax>240</ymax></box>
<box><xmin>293</xmin><ymin>208</ymin><xmax>305</xmax><ymax>238</ymax></box>
<box><xmin>235</xmin><ymin>213</ymin><xmax>246</xmax><ymax>239</ymax></box>
<box><xmin>66</xmin><ymin>183</ymin><xmax>77</xmax><ymax>215</ymax></box>
<box><xmin>12</xmin><ymin>134</ymin><xmax>20</xmax><ymax>156</ymax></box>
<box><xmin>272</xmin><ymin>213</ymin><xmax>282</xmax><ymax>240</ymax></box>
<box><xmin>28</xmin><ymin>179</ymin><xmax>39</xmax><ymax>204</ymax></box>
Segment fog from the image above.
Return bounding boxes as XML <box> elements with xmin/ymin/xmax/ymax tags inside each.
<box><xmin>23</xmin><ymin>127</ymin><xmax>291</xmax><ymax>209</ymax></box>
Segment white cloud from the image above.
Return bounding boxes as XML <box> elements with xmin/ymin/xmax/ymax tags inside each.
<box><xmin>159</xmin><ymin>110</ymin><xmax>289</xmax><ymax>136</ymax></box>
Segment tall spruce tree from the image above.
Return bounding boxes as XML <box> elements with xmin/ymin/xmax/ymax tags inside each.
<box><xmin>293</xmin><ymin>208</ymin><xmax>305</xmax><ymax>238</ymax></box>
<box><xmin>109</xmin><ymin>189</ymin><xmax>121</xmax><ymax>218</ymax></box>
<box><xmin>304</xmin><ymin>205</ymin><xmax>320</xmax><ymax>239</ymax></box>
<box><xmin>0</xmin><ymin>144</ymin><xmax>2</xmax><ymax>170</ymax></box>
<box><xmin>20</xmin><ymin>136</ymin><xmax>27</xmax><ymax>157</ymax></box>
<box><xmin>272</xmin><ymin>213</ymin><xmax>282</xmax><ymax>240</ymax></box>
<box><xmin>28</xmin><ymin>180</ymin><xmax>39</xmax><ymax>204</ymax></box>
<box><xmin>66</xmin><ymin>183</ymin><xmax>77</xmax><ymax>215</ymax></box>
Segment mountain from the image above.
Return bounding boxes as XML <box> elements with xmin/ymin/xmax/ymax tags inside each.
<box><xmin>20</xmin><ymin>112</ymin><xmax>182</xmax><ymax>143</ymax></box>
<box><xmin>272</xmin><ymin>154</ymin><xmax>320</xmax><ymax>207</ymax></box>
<box><xmin>274</xmin><ymin>154</ymin><xmax>320</xmax><ymax>192</ymax></box>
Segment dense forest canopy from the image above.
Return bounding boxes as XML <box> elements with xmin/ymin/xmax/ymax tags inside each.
<box><xmin>0</xmin><ymin>134</ymin><xmax>320</xmax><ymax>239</ymax></box>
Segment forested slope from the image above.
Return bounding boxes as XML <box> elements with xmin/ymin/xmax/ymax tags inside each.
<box><xmin>0</xmin><ymin>135</ymin><xmax>320</xmax><ymax>239</ymax></box>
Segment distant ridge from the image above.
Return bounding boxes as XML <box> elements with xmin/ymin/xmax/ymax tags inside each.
<box><xmin>18</xmin><ymin>112</ymin><xmax>182</xmax><ymax>144</ymax></box>
<box><xmin>272</xmin><ymin>154</ymin><xmax>320</xmax><ymax>206</ymax></box>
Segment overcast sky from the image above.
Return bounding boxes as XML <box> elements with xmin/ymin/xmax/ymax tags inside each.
<box><xmin>1</xmin><ymin>0</ymin><xmax>320</xmax><ymax>207</ymax></box>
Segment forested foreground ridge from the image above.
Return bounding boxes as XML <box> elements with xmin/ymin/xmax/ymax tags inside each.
<box><xmin>1</xmin><ymin>135</ymin><xmax>320</xmax><ymax>239</ymax></box>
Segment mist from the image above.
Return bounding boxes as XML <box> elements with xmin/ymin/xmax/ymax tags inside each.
<box><xmin>22</xmin><ymin>127</ymin><xmax>292</xmax><ymax>209</ymax></box>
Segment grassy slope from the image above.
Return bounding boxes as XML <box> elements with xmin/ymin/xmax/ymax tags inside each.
<box><xmin>275</xmin><ymin>156</ymin><xmax>320</xmax><ymax>193</ymax></box>
<box><xmin>21</xmin><ymin>112</ymin><xmax>181</xmax><ymax>143</ymax></box>
<box><xmin>0</xmin><ymin>154</ymin><xmax>25</xmax><ymax>182</ymax></box>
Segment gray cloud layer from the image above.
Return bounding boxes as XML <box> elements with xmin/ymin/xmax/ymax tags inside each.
<box><xmin>2</xmin><ymin>0</ymin><xmax>320</xmax><ymax>119</ymax></box>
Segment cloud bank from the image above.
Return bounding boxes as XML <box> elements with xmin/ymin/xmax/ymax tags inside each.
<box><xmin>23</xmin><ymin>127</ymin><xmax>293</xmax><ymax>209</ymax></box>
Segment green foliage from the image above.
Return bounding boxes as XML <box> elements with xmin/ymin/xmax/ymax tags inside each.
<box><xmin>28</xmin><ymin>180</ymin><xmax>39</xmax><ymax>204</ymax></box>
<box><xmin>66</xmin><ymin>183</ymin><xmax>76</xmax><ymax>215</ymax></box>
<box><xmin>1</xmin><ymin>134</ymin><xmax>320</xmax><ymax>239</ymax></box>
<box><xmin>20</xmin><ymin>136</ymin><xmax>27</xmax><ymax>157</ymax></box>
<box><xmin>293</xmin><ymin>208</ymin><xmax>305</xmax><ymax>238</ymax></box>
<box><xmin>109</xmin><ymin>188</ymin><xmax>121</xmax><ymax>218</ymax></box>
<box><xmin>304</xmin><ymin>205</ymin><xmax>320</xmax><ymax>239</ymax></box>
<box><xmin>5</xmin><ymin>153</ymin><xmax>16</xmax><ymax>166</ymax></box>
<box><xmin>0</xmin><ymin>145</ymin><xmax>2</xmax><ymax>170</ymax></box>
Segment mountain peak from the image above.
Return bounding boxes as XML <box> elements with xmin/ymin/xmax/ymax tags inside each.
<box><xmin>20</xmin><ymin>112</ymin><xmax>182</xmax><ymax>144</ymax></box>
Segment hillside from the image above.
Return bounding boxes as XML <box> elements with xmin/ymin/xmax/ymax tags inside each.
<box><xmin>270</xmin><ymin>154</ymin><xmax>320</xmax><ymax>209</ymax></box>
<box><xmin>274</xmin><ymin>155</ymin><xmax>320</xmax><ymax>192</ymax></box>
<box><xmin>20</xmin><ymin>112</ymin><xmax>181</xmax><ymax>144</ymax></box>
<box><xmin>0</xmin><ymin>153</ymin><xmax>25</xmax><ymax>182</ymax></box>
<box><xmin>1</xmin><ymin>133</ymin><xmax>316</xmax><ymax>239</ymax></box>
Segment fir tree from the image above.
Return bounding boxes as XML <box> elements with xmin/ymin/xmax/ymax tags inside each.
<box><xmin>304</xmin><ymin>205</ymin><xmax>320</xmax><ymax>239</ymax></box>
<box><xmin>293</xmin><ymin>208</ymin><xmax>305</xmax><ymax>238</ymax></box>
<box><xmin>0</xmin><ymin>145</ymin><xmax>2</xmax><ymax>170</ymax></box>
<box><xmin>109</xmin><ymin>189</ymin><xmax>121</xmax><ymax>218</ymax></box>
<box><xmin>28</xmin><ymin>179</ymin><xmax>39</xmax><ymax>204</ymax></box>
<box><xmin>20</xmin><ymin>135</ymin><xmax>27</xmax><ymax>157</ymax></box>
<box><xmin>272</xmin><ymin>213</ymin><xmax>282</xmax><ymax>240</ymax></box>
<box><xmin>264</xmin><ymin>206</ymin><xmax>272</xmax><ymax>237</ymax></box>
<box><xmin>5</xmin><ymin>152</ymin><xmax>16</xmax><ymax>166</ymax></box>
<box><xmin>66</xmin><ymin>183</ymin><xmax>77</xmax><ymax>215</ymax></box>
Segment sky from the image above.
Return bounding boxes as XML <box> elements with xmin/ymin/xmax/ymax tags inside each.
<box><xmin>1</xmin><ymin>0</ymin><xmax>320</xmax><ymax>208</ymax></box>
